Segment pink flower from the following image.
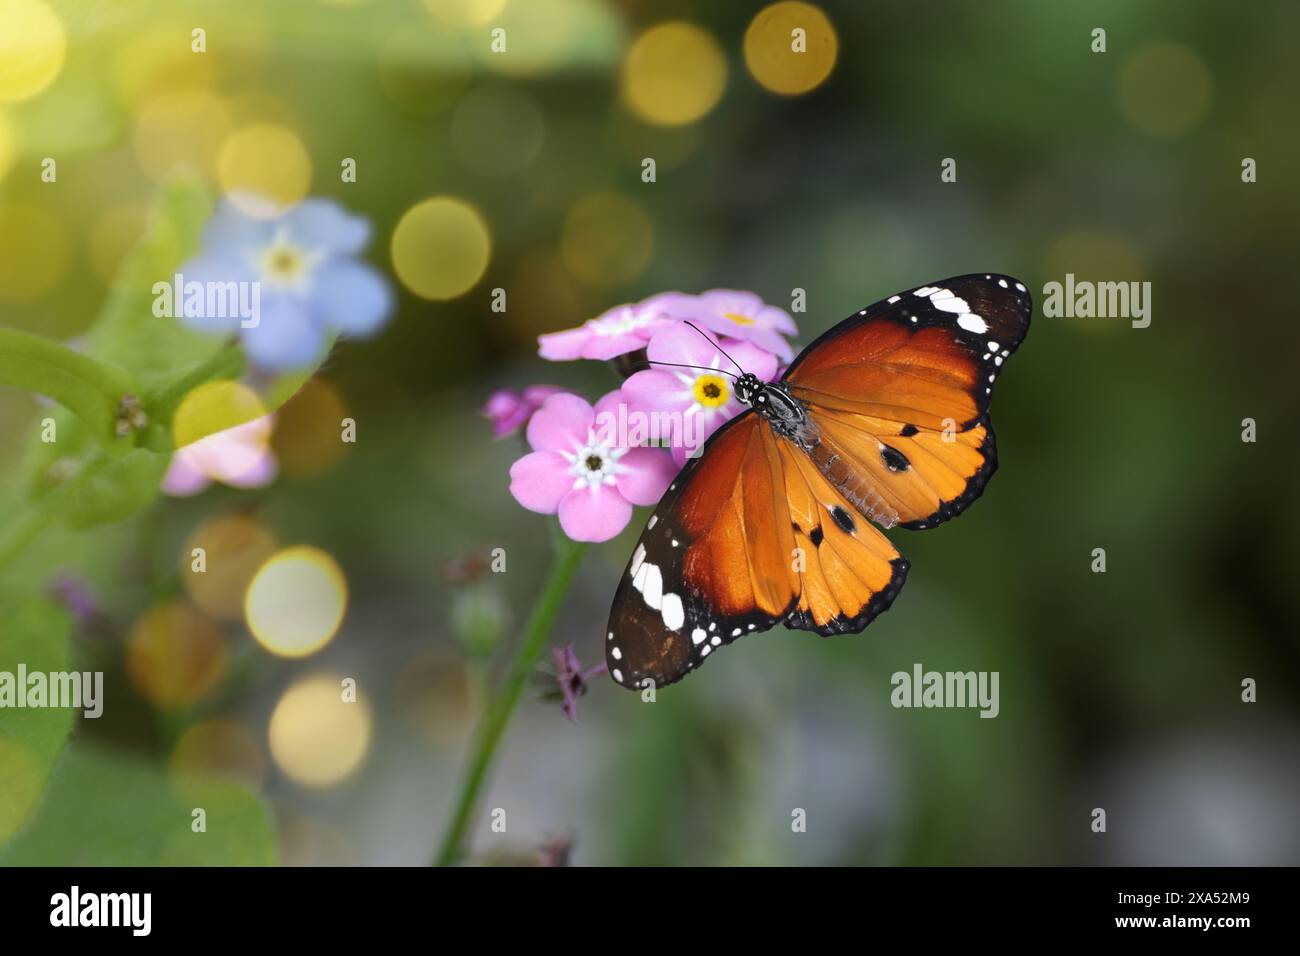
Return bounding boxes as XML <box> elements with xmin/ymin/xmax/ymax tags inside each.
<box><xmin>161</xmin><ymin>414</ymin><xmax>278</xmax><ymax>497</ymax></box>
<box><xmin>653</xmin><ymin>289</ymin><xmax>798</xmax><ymax>361</ymax></box>
<box><xmin>622</xmin><ymin>324</ymin><xmax>778</xmax><ymax>466</ymax></box>
<box><xmin>509</xmin><ymin>391</ymin><xmax>677</xmax><ymax>542</ymax></box>
<box><xmin>482</xmin><ymin>385</ymin><xmax>567</xmax><ymax>438</ymax></box>
<box><xmin>537</xmin><ymin>294</ymin><xmax>678</xmax><ymax>362</ymax></box>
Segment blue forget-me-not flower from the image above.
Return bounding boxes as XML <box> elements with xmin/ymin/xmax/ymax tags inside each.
<box><xmin>178</xmin><ymin>195</ymin><xmax>393</xmax><ymax>370</ymax></box>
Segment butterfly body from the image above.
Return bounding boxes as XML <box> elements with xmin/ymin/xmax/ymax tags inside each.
<box><xmin>606</xmin><ymin>274</ymin><xmax>1032</xmax><ymax>691</ymax></box>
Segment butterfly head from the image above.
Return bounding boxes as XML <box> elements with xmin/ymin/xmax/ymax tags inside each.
<box><xmin>733</xmin><ymin>372</ymin><xmax>763</xmax><ymax>406</ymax></box>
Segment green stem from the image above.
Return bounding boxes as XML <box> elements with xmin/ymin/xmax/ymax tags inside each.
<box><xmin>146</xmin><ymin>339</ymin><xmax>246</xmax><ymax>420</ymax></box>
<box><xmin>434</xmin><ymin>529</ymin><xmax>588</xmax><ymax>866</ymax></box>
<box><xmin>0</xmin><ymin>327</ymin><xmax>136</xmax><ymax>446</ymax></box>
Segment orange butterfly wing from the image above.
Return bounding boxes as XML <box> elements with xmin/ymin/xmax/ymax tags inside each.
<box><xmin>606</xmin><ymin>412</ymin><xmax>907</xmax><ymax>689</ymax></box>
<box><xmin>606</xmin><ymin>274</ymin><xmax>1030</xmax><ymax>688</ymax></box>
<box><xmin>784</xmin><ymin>274</ymin><xmax>1031</xmax><ymax>529</ymax></box>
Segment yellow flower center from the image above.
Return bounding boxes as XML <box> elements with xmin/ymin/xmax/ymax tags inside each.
<box><xmin>693</xmin><ymin>374</ymin><xmax>729</xmax><ymax>408</ymax></box>
<box><xmin>261</xmin><ymin>242</ymin><xmax>307</xmax><ymax>284</ymax></box>
<box><xmin>723</xmin><ymin>311</ymin><xmax>754</xmax><ymax>326</ymax></box>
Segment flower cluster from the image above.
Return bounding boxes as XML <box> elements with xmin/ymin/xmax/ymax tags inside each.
<box><xmin>488</xmin><ymin>290</ymin><xmax>798</xmax><ymax>542</ymax></box>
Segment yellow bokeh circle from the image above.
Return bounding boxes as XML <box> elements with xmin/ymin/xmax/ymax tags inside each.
<box><xmin>1117</xmin><ymin>42</ymin><xmax>1212</xmax><ymax>139</ymax></box>
<box><xmin>621</xmin><ymin>22</ymin><xmax>727</xmax><ymax>126</ymax></box>
<box><xmin>183</xmin><ymin>513</ymin><xmax>278</xmax><ymax>621</ymax></box>
<box><xmin>390</xmin><ymin>196</ymin><xmax>491</xmax><ymax>300</ymax></box>
<box><xmin>134</xmin><ymin>90</ymin><xmax>233</xmax><ymax>180</ymax></box>
<box><xmin>560</xmin><ymin>191</ymin><xmax>654</xmax><ymax>286</ymax></box>
<box><xmin>126</xmin><ymin>602</ymin><xmax>228</xmax><ymax>710</ymax></box>
<box><xmin>0</xmin><ymin>0</ymin><xmax>66</xmax><ymax>102</ymax></box>
<box><xmin>172</xmin><ymin>380</ymin><xmax>268</xmax><ymax>451</ymax></box>
<box><xmin>268</xmin><ymin>673</ymin><xmax>372</xmax><ymax>787</ymax></box>
<box><xmin>270</xmin><ymin>378</ymin><xmax>350</xmax><ymax>479</ymax></box>
<box><xmin>245</xmin><ymin>546</ymin><xmax>348</xmax><ymax>658</ymax></box>
<box><xmin>744</xmin><ymin>2</ymin><xmax>838</xmax><ymax>96</ymax></box>
<box><xmin>217</xmin><ymin>124</ymin><xmax>312</xmax><ymax>217</ymax></box>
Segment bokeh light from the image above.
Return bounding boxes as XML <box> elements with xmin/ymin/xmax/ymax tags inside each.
<box><xmin>183</xmin><ymin>513</ymin><xmax>279</xmax><ymax>620</ymax></box>
<box><xmin>134</xmin><ymin>90</ymin><xmax>233</xmax><ymax>180</ymax></box>
<box><xmin>245</xmin><ymin>546</ymin><xmax>348</xmax><ymax>658</ymax></box>
<box><xmin>560</xmin><ymin>191</ymin><xmax>654</xmax><ymax>286</ymax></box>
<box><xmin>421</xmin><ymin>0</ymin><xmax>507</xmax><ymax>26</ymax></box>
<box><xmin>270</xmin><ymin>378</ymin><xmax>350</xmax><ymax>479</ymax></box>
<box><xmin>621</xmin><ymin>21</ymin><xmax>727</xmax><ymax>126</ymax></box>
<box><xmin>172</xmin><ymin>380</ymin><xmax>269</xmax><ymax>451</ymax></box>
<box><xmin>744</xmin><ymin>2</ymin><xmax>838</xmax><ymax>96</ymax></box>
<box><xmin>1117</xmin><ymin>42</ymin><xmax>1212</xmax><ymax>139</ymax></box>
<box><xmin>450</xmin><ymin>84</ymin><xmax>546</xmax><ymax>175</ymax></box>
<box><xmin>390</xmin><ymin>196</ymin><xmax>491</xmax><ymax>300</ymax></box>
<box><xmin>0</xmin><ymin>0</ymin><xmax>66</xmax><ymax>102</ymax></box>
<box><xmin>217</xmin><ymin>124</ymin><xmax>312</xmax><ymax>217</ymax></box>
<box><xmin>169</xmin><ymin>719</ymin><xmax>268</xmax><ymax>793</ymax></box>
<box><xmin>0</xmin><ymin>201</ymin><xmax>69</xmax><ymax>303</ymax></box>
<box><xmin>110</xmin><ymin>22</ymin><xmax>219</xmax><ymax>108</ymax></box>
<box><xmin>268</xmin><ymin>673</ymin><xmax>372</xmax><ymax>787</ymax></box>
<box><xmin>125</xmin><ymin>602</ymin><xmax>228</xmax><ymax>710</ymax></box>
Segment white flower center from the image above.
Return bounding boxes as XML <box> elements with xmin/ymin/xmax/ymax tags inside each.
<box><xmin>562</xmin><ymin>428</ymin><xmax>627</xmax><ymax>490</ymax></box>
<box><xmin>256</xmin><ymin>227</ymin><xmax>323</xmax><ymax>291</ymax></box>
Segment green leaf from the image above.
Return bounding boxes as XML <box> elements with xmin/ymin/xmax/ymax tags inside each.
<box><xmin>0</xmin><ymin>600</ymin><xmax>74</xmax><ymax>846</ymax></box>
<box><xmin>81</xmin><ymin>175</ymin><xmax>223</xmax><ymax>394</ymax></box>
<box><xmin>0</xmin><ymin>745</ymin><xmax>278</xmax><ymax>866</ymax></box>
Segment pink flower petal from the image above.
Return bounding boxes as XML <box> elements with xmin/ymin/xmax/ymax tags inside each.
<box><xmin>615</xmin><ymin>447</ymin><xmax>679</xmax><ymax>506</ymax></box>
<box><xmin>510</xmin><ymin>451</ymin><xmax>575</xmax><ymax>514</ymax></box>
<box><xmin>161</xmin><ymin>453</ymin><xmax>211</xmax><ymax>497</ymax></box>
<box><xmin>526</xmin><ymin>393</ymin><xmax>594</xmax><ymax>453</ymax></box>
<box><xmin>557</xmin><ymin>483</ymin><xmax>633</xmax><ymax>543</ymax></box>
<box><xmin>538</xmin><ymin>327</ymin><xmax>591</xmax><ymax>361</ymax></box>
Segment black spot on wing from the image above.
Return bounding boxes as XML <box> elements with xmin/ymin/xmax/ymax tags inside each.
<box><xmin>830</xmin><ymin>505</ymin><xmax>855</xmax><ymax>533</ymax></box>
<box><xmin>880</xmin><ymin>444</ymin><xmax>910</xmax><ymax>472</ymax></box>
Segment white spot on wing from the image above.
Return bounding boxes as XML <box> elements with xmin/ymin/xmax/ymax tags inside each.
<box><xmin>629</xmin><ymin>544</ymin><xmax>646</xmax><ymax>577</ymax></box>
<box><xmin>957</xmin><ymin>313</ymin><xmax>988</xmax><ymax>334</ymax></box>
<box><xmin>642</xmin><ymin>564</ymin><xmax>663</xmax><ymax>610</ymax></box>
<box><xmin>928</xmin><ymin>288</ymin><xmax>970</xmax><ymax>314</ymax></box>
<box><xmin>691</xmin><ymin>627</ymin><xmax>706</xmax><ymax>645</ymax></box>
<box><xmin>661</xmin><ymin>593</ymin><xmax>684</xmax><ymax>630</ymax></box>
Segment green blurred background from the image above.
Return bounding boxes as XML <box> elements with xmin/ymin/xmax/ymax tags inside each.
<box><xmin>1</xmin><ymin>0</ymin><xmax>1297</xmax><ymax>865</ymax></box>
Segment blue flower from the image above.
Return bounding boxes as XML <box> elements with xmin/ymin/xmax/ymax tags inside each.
<box><xmin>178</xmin><ymin>195</ymin><xmax>394</xmax><ymax>370</ymax></box>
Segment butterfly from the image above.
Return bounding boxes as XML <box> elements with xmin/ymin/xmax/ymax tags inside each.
<box><xmin>604</xmin><ymin>274</ymin><xmax>1032</xmax><ymax>690</ymax></box>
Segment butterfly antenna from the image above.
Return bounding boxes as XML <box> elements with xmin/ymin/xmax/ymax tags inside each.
<box><xmin>682</xmin><ymin>321</ymin><xmax>746</xmax><ymax>375</ymax></box>
<box><xmin>645</xmin><ymin>359</ymin><xmax>739</xmax><ymax>380</ymax></box>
